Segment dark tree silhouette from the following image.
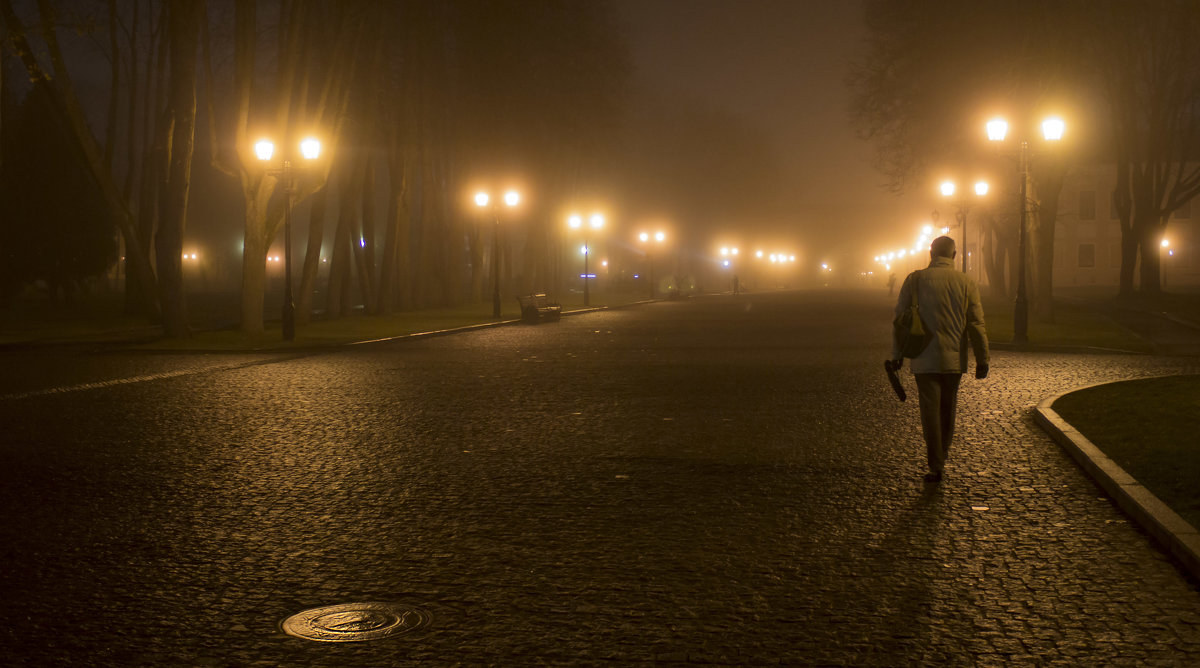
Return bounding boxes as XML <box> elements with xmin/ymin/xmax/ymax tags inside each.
<box><xmin>1</xmin><ymin>0</ymin><xmax>161</xmax><ymax>317</ymax></box>
<box><xmin>850</xmin><ymin>0</ymin><xmax>1200</xmax><ymax>306</ymax></box>
<box><xmin>847</xmin><ymin>0</ymin><xmax>1091</xmax><ymax>317</ymax></box>
<box><xmin>0</xmin><ymin>83</ymin><xmax>118</xmax><ymax>303</ymax></box>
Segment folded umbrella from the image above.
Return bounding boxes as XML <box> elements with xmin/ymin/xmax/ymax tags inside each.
<box><xmin>884</xmin><ymin>359</ymin><xmax>906</xmax><ymax>401</ymax></box>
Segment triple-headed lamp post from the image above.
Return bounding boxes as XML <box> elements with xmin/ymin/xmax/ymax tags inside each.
<box><xmin>568</xmin><ymin>213</ymin><xmax>605</xmax><ymax>306</ymax></box>
<box><xmin>987</xmin><ymin>115</ymin><xmax>1064</xmax><ymax>345</ymax></box>
<box><xmin>255</xmin><ymin>136</ymin><xmax>321</xmax><ymax>341</ymax></box>
<box><xmin>475</xmin><ymin>190</ymin><xmax>520</xmax><ymax>318</ymax></box>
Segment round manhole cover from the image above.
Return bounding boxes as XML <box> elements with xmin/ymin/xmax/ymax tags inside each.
<box><xmin>281</xmin><ymin>602</ymin><xmax>432</xmax><ymax>642</ymax></box>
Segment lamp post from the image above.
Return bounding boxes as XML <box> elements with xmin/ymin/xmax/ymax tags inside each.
<box><xmin>476</xmin><ymin>190</ymin><xmax>520</xmax><ymax>318</ymax></box>
<box><xmin>987</xmin><ymin>115</ymin><xmax>1064</xmax><ymax>345</ymax></box>
<box><xmin>638</xmin><ymin>230</ymin><xmax>666</xmax><ymax>298</ymax></box>
<box><xmin>568</xmin><ymin>213</ymin><xmax>605</xmax><ymax>306</ymax></box>
<box><xmin>1161</xmin><ymin>238</ymin><xmax>1172</xmax><ymax>289</ymax></box>
<box><xmin>720</xmin><ymin>246</ymin><xmax>739</xmax><ymax>293</ymax></box>
<box><xmin>939</xmin><ymin>179</ymin><xmax>989</xmax><ymax>274</ymax></box>
<box><xmin>256</xmin><ymin>136</ymin><xmax>321</xmax><ymax>341</ymax></box>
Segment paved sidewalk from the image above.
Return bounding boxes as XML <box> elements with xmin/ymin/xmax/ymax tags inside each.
<box><xmin>1035</xmin><ymin>386</ymin><xmax>1200</xmax><ymax>581</ymax></box>
<box><xmin>1</xmin><ymin>292</ymin><xmax>1198</xmax><ymax>665</ymax></box>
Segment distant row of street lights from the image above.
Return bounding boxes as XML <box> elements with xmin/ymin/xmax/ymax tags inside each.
<box><xmin>472</xmin><ymin>193</ymin><xmax>675</xmax><ymax>306</ymax></box>
<box><xmin>244</xmin><ymin>132</ymin><xmax>820</xmax><ymax>341</ymax></box>
<box><xmin>869</xmin><ymin>115</ymin><xmax>1065</xmax><ymax>344</ymax></box>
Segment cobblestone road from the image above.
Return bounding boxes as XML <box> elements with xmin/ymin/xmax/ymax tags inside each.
<box><xmin>1</xmin><ymin>290</ymin><xmax>1198</xmax><ymax>666</ymax></box>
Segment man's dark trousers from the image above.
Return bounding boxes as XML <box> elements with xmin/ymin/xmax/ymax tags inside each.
<box><xmin>915</xmin><ymin>373</ymin><xmax>962</xmax><ymax>474</ymax></box>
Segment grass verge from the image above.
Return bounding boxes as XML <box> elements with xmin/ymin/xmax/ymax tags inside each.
<box><xmin>130</xmin><ymin>290</ymin><xmax>648</xmax><ymax>351</ymax></box>
<box><xmin>1052</xmin><ymin>374</ymin><xmax>1200</xmax><ymax>531</ymax></box>
<box><xmin>981</xmin><ymin>295</ymin><xmax>1150</xmax><ymax>351</ymax></box>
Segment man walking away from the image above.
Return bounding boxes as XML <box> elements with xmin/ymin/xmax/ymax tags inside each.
<box><xmin>891</xmin><ymin>236</ymin><xmax>989</xmax><ymax>483</ymax></box>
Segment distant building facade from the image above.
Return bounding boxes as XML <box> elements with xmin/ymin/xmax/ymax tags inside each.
<box><xmin>1053</xmin><ymin>164</ymin><xmax>1199</xmax><ymax>289</ymax></box>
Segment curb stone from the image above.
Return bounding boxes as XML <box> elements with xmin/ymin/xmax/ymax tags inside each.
<box><xmin>1035</xmin><ymin>380</ymin><xmax>1200</xmax><ymax>582</ymax></box>
<box><xmin>343</xmin><ymin>302</ymin><xmax>649</xmax><ymax>348</ymax></box>
<box><xmin>77</xmin><ymin>301</ymin><xmax>658</xmax><ymax>355</ymax></box>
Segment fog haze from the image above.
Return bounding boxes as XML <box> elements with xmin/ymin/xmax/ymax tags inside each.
<box><xmin>616</xmin><ymin>0</ymin><xmax>928</xmax><ymax>269</ymax></box>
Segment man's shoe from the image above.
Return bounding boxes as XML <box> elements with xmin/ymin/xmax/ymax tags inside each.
<box><xmin>923</xmin><ymin>472</ymin><xmax>943</xmax><ymax>483</ymax></box>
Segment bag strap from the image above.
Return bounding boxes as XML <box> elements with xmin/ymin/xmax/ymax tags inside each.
<box><xmin>910</xmin><ymin>270</ymin><xmax>920</xmax><ymax>308</ymax></box>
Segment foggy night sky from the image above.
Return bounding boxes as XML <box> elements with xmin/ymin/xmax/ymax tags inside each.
<box><xmin>614</xmin><ymin>0</ymin><xmax>929</xmax><ymax>268</ymax></box>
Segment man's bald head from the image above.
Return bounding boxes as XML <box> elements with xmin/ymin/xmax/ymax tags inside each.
<box><xmin>931</xmin><ymin>236</ymin><xmax>956</xmax><ymax>259</ymax></box>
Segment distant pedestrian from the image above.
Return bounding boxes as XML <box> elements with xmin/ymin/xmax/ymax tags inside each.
<box><xmin>891</xmin><ymin>236</ymin><xmax>989</xmax><ymax>483</ymax></box>
<box><xmin>886</xmin><ymin>272</ymin><xmax>896</xmax><ymax>296</ymax></box>
<box><xmin>732</xmin><ymin>274</ymin><xmax>740</xmax><ymax>295</ymax></box>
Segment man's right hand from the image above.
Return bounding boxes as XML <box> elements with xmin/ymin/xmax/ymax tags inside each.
<box><xmin>975</xmin><ymin>364</ymin><xmax>989</xmax><ymax>380</ymax></box>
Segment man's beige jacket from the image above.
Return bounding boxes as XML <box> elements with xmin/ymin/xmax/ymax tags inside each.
<box><xmin>892</xmin><ymin>255</ymin><xmax>990</xmax><ymax>374</ymax></box>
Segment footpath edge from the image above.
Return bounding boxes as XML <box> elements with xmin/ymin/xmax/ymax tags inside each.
<box><xmin>1035</xmin><ymin>380</ymin><xmax>1200</xmax><ymax>582</ymax></box>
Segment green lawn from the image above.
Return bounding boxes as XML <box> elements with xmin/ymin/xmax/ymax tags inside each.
<box><xmin>1052</xmin><ymin>374</ymin><xmax>1200</xmax><ymax>531</ymax></box>
<box><xmin>981</xmin><ymin>295</ymin><xmax>1151</xmax><ymax>352</ymax></box>
<box><xmin>123</xmin><ymin>289</ymin><xmax>649</xmax><ymax>352</ymax></box>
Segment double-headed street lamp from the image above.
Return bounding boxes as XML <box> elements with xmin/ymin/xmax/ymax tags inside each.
<box><xmin>567</xmin><ymin>213</ymin><xmax>605</xmax><ymax>306</ymax></box>
<box><xmin>255</xmin><ymin>136</ymin><xmax>321</xmax><ymax>341</ymax></box>
<box><xmin>987</xmin><ymin>115</ymin><xmax>1064</xmax><ymax>345</ymax></box>
<box><xmin>475</xmin><ymin>190</ymin><xmax>520</xmax><ymax>318</ymax></box>
<box><xmin>637</xmin><ymin>230</ymin><xmax>666</xmax><ymax>298</ymax></box>
<box><xmin>939</xmin><ymin>179</ymin><xmax>989</xmax><ymax>274</ymax></box>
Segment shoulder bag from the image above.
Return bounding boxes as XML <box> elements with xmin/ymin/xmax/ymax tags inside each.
<box><xmin>893</xmin><ymin>271</ymin><xmax>932</xmax><ymax>358</ymax></box>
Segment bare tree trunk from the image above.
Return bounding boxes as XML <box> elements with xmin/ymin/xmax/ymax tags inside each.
<box><xmin>157</xmin><ymin>0</ymin><xmax>202</xmax><ymax>338</ymax></box>
<box><xmin>411</xmin><ymin>152</ymin><xmax>433</xmax><ymax>308</ymax></box>
<box><xmin>468</xmin><ymin>218</ymin><xmax>483</xmax><ymax>302</ymax></box>
<box><xmin>1031</xmin><ymin>166</ymin><xmax>1064</xmax><ymax>323</ymax></box>
<box><xmin>1</xmin><ymin>0</ymin><xmax>160</xmax><ymax>317</ymax></box>
<box><xmin>327</xmin><ymin>158</ymin><xmax>363</xmax><ymax>317</ymax></box>
<box><xmin>325</xmin><ymin>210</ymin><xmax>349</xmax><ymax>318</ymax></box>
<box><xmin>239</xmin><ymin>185</ymin><xmax>271</xmax><ymax>333</ymax></box>
<box><xmin>1114</xmin><ymin>152</ymin><xmax>1136</xmax><ymax>298</ymax></box>
<box><xmin>125</xmin><ymin>2</ymin><xmax>164</xmax><ymax>316</ymax></box>
<box><xmin>354</xmin><ymin>155</ymin><xmax>377</xmax><ymax>312</ymax></box>
<box><xmin>1136</xmin><ymin>214</ymin><xmax>1166</xmax><ymax>295</ymax></box>
<box><xmin>104</xmin><ymin>0</ymin><xmax>119</xmax><ymax>168</ymax></box>
<box><xmin>980</xmin><ymin>215</ymin><xmax>1007</xmax><ymax>299</ymax></box>
<box><xmin>395</xmin><ymin>151</ymin><xmax>414</xmax><ymax>311</ymax></box>
<box><xmin>120</xmin><ymin>0</ymin><xmax>143</xmax><ymax>203</ymax></box>
<box><xmin>377</xmin><ymin>133</ymin><xmax>407</xmax><ymax>314</ymax></box>
<box><xmin>436</xmin><ymin>156</ymin><xmax>460</xmax><ymax>305</ymax></box>
<box><xmin>296</xmin><ymin>185</ymin><xmax>328</xmax><ymax>324</ymax></box>
<box><xmin>1119</xmin><ymin>235</ymin><xmax>1138</xmax><ymax>297</ymax></box>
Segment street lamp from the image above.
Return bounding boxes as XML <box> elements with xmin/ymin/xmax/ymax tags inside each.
<box><xmin>939</xmin><ymin>179</ymin><xmax>989</xmax><ymax>274</ymax></box>
<box><xmin>637</xmin><ymin>230</ymin><xmax>666</xmax><ymax>298</ymax></box>
<box><xmin>568</xmin><ymin>212</ymin><xmax>604</xmax><ymax>306</ymax></box>
<box><xmin>1161</xmin><ymin>237</ymin><xmax>1172</xmax><ymax>288</ymax></box>
<box><xmin>256</xmin><ymin>135</ymin><xmax>321</xmax><ymax>341</ymax></box>
<box><xmin>988</xmin><ymin>115</ymin><xmax>1064</xmax><ymax>345</ymax></box>
<box><xmin>720</xmin><ymin>246</ymin><xmax>740</xmax><ymax>293</ymax></box>
<box><xmin>476</xmin><ymin>189</ymin><xmax>520</xmax><ymax>318</ymax></box>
